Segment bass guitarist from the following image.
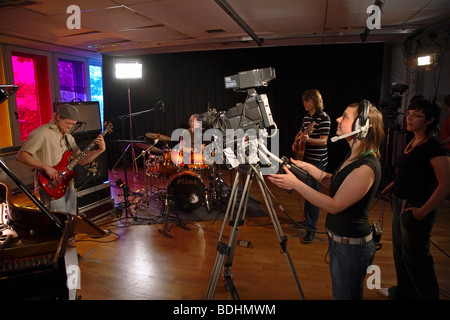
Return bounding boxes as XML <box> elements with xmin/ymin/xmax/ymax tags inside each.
<box><xmin>16</xmin><ymin>104</ymin><xmax>106</xmax><ymax>215</ymax></box>
<box><xmin>292</xmin><ymin>89</ymin><xmax>330</xmax><ymax>243</ymax></box>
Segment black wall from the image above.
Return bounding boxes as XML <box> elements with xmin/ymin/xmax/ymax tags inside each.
<box><xmin>102</xmin><ymin>43</ymin><xmax>385</xmax><ymax>173</ymax></box>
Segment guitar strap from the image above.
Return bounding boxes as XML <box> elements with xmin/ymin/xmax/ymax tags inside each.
<box><xmin>303</xmin><ymin>111</ymin><xmax>321</xmax><ymax>132</ymax></box>
<box><xmin>311</xmin><ymin>110</ymin><xmax>321</xmax><ymax>126</ymax></box>
<box><xmin>64</xmin><ymin>135</ymin><xmax>73</xmax><ymax>152</ymax></box>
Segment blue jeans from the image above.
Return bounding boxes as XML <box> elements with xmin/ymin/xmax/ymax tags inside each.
<box><xmin>328</xmin><ymin>235</ymin><xmax>376</xmax><ymax>300</ymax></box>
<box><xmin>304</xmin><ymin>160</ymin><xmax>324</xmax><ymax>230</ymax></box>
<box><xmin>39</xmin><ymin>185</ymin><xmax>77</xmax><ymax>215</ymax></box>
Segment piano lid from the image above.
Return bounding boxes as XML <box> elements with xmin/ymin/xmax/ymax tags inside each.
<box><xmin>0</xmin><ymin>85</ymin><xmax>19</xmax><ymax>104</ymax></box>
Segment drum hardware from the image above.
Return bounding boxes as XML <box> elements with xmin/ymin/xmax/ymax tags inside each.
<box><xmin>206</xmin><ymin>174</ymin><xmax>229</xmax><ymax>214</ymax></box>
<box><xmin>134</xmin><ymin>138</ymin><xmax>165</xmax><ymax>210</ymax></box>
<box><xmin>158</xmin><ymin>190</ymin><xmax>191</xmax><ymax>238</ymax></box>
<box><xmin>203</xmin><ymin>162</ymin><xmax>229</xmax><ymax>214</ymax></box>
<box><xmin>114</xmin><ymin>178</ymin><xmax>135</xmax><ymax>219</ymax></box>
<box><xmin>133</xmin><ymin>151</ymin><xmax>158</xmax><ymax>212</ymax></box>
<box><xmin>134</xmin><ymin>142</ymin><xmax>163</xmax><ymax>155</ymax></box>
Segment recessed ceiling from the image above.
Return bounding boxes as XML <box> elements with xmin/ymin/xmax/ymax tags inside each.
<box><xmin>0</xmin><ymin>0</ymin><xmax>449</xmax><ymax>57</ymax></box>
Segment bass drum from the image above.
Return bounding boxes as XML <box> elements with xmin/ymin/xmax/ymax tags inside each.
<box><xmin>167</xmin><ymin>170</ymin><xmax>205</xmax><ymax>211</ymax></box>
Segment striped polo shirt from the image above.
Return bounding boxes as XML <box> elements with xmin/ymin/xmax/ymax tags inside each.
<box><xmin>301</xmin><ymin>111</ymin><xmax>331</xmax><ymax>167</ymax></box>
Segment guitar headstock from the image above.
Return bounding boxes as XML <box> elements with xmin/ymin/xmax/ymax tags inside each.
<box><xmin>103</xmin><ymin>122</ymin><xmax>113</xmax><ymax>134</ymax></box>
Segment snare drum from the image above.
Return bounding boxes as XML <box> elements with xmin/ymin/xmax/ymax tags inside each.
<box><xmin>187</xmin><ymin>151</ymin><xmax>209</xmax><ymax>171</ymax></box>
<box><xmin>167</xmin><ymin>170</ymin><xmax>205</xmax><ymax>211</ymax></box>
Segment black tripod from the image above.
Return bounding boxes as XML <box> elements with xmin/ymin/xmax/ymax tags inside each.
<box><xmin>205</xmin><ymin>163</ymin><xmax>305</xmax><ymax>300</ymax></box>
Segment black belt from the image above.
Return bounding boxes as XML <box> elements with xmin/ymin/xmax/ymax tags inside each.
<box><xmin>327</xmin><ymin>229</ymin><xmax>373</xmax><ymax>245</ymax></box>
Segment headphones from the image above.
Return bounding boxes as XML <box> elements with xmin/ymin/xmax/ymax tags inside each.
<box><xmin>352</xmin><ymin>99</ymin><xmax>370</xmax><ymax>140</ymax></box>
<box><xmin>330</xmin><ymin>99</ymin><xmax>371</xmax><ymax>142</ymax></box>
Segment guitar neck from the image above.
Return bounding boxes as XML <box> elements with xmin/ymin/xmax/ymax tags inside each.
<box><xmin>66</xmin><ymin>130</ymin><xmax>108</xmax><ymax>170</ymax></box>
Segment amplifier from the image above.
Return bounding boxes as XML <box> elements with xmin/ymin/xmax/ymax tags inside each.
<box><xmin>77</xmin><ymin>181</ymin><xmax>111</xmax><ymax>209</ymax></box>
<box><xmin>78</xmin><ymin>197</ymin><xmax>115</xmax><ymax>222</ymax></box>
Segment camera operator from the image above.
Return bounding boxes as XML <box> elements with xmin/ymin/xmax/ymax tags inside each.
<box><xmin>269</xmin><ymin>101</ymin><xmax>384</xmax><ymax>300</ymax></box>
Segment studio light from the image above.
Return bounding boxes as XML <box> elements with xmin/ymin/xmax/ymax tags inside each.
<box><xmin>417</xmin><ymin>54</ymin><xmax>439</xmax><ymax>66</ymax></box>
<box><xmin>114</xmin><ymin>60</ymin><xmax>143</xmax><ymax>80</ymax></box>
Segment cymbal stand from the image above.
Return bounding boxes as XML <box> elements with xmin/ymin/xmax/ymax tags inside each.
<box><xmin>133</xmin><ymin>151</ymin><xmax>153</xmax><ymax>212</ymax></box>
<box><xmin>133</xmin><ymin>142</ymin><xmax>162</xmax><ymax>213</ymax></box>
<box><xmin>205</xmin><ymin>163</ymin><xmax>305</xmax><ymax>300</ymax></box>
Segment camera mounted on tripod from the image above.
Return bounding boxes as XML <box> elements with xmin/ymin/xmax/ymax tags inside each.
<box><xmin>199</xmin><ymin>67</ymin><xmax>276</xmax><ymax>135</ymax></box>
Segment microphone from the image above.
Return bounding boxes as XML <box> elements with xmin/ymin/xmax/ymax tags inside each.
<box><xmin>330</xmin><ymin>123</ymin><xmax>372</xmax><ymax>142</ymax></box>
<box><xmin>161</xmin><ymin>101</ymin><xmax>165</xmax><ymax>112</ymax></box>
<box><xmin>331</xmin><ymin>129</ymin><xmax>362</xmax><ymax>142</ymax></box>
<box><xmin>76</xmin><ymin>121</ymin><xmax>86</xmax><ymax>125</ymax></box>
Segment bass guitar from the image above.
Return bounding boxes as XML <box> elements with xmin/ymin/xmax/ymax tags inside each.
<box><xmin>293</xmin><ymin>121</ymin><xmax>315</xmax><ymax>160</ymax></box>
<box><xmin>39</xmin><ymin>122</ymin><xmax>113</xmax><ymax>199</ymax></box>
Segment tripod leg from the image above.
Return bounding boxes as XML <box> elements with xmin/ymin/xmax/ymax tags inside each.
<box><xmin>252</xmin><ymin>166</ymin><xmax>305</xmax><ymax>300</ymax></box>
<box><xmin>222</xmin><ymin>171</ymin><xmax>254</xmax><ymax>300</ymax></box>
<box><xmin>205</xmin><ymin>170</ymin><xmax>242</xmax><ymax>300</ymax></box>
<box><xmin>205</xmin><ymin>169</ymin><xmax>254</xmax><ymax>300</ymax></box>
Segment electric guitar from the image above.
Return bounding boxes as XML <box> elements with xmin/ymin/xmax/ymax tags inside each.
<box><xmin>39</xmin><ymin>122</ymin><xmax>113</xmax><ymax>199</ymax></box>
<box><xmin>293</xmin><ymin>121</ymin><xmax>315</xmax><ymax>161</ymax></box>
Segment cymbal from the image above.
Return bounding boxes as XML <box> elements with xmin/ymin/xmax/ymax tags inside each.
<box><xmin>135</xmin><ymin>142</ymin><xmax>163</xmax><ymax>154</ymax></box>
<box><xmin>145</xmin><ymin>132</ymin><xmax>171</xmax><ymax>141</ymax></box>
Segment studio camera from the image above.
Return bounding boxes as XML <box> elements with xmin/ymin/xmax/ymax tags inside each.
<box><xmin>199</xmin><ymin>67</ymin><xmax>277</xmax><ymax>134</ymax></box>
<box><xmin>379</xmin><ymin>83</ymin><xmax>409</xmax><ymax>129</ymax></box>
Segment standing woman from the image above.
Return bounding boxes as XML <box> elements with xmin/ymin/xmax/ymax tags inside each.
<box><xmin>381</xmin><ymin>98</ymin><xmax>450</xmax><ymax>300</ymax></box>
<box><xmin>269</xmin><ymin>100</ymin><xmax>385</xmax><ymax>299</ymax></box>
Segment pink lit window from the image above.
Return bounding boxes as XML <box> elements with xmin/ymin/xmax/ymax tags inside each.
<box><xmin>11</xmin><ymin>52</ymin><xmax>52</xmax><ymax>141</ymax></box>
<box><xmin>12</xmin><ymin>55</ymin><xmax>40</xmax><ymax>141</ymax></box>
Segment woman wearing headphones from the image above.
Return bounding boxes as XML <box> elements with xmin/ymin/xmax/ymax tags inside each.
<box><xmin>268</xmin><ymin>101</ymin><xmax>385</xmax><ymax>300</ymax></box>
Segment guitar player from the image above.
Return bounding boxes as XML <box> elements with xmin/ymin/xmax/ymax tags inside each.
<box><xmin>16</xmin><ymin>104</ymin><xmax>106</xmax><ymax>215</ymax></box>
<box><xmin>292</xmin><ymin>89</ymin><xmax>330</xmax><ymax>243</ymax></box>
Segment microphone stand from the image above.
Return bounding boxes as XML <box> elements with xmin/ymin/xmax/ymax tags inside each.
<box><xmin>110</xmin><ymin>100</ymin><xmax>165</xmax><ymax>174</ymax></box>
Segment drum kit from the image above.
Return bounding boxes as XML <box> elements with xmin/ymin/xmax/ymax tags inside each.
<box><xmin>133</xmin><ymin>131</ymin><xmax>229</xmax><ymax>235</ymax></box>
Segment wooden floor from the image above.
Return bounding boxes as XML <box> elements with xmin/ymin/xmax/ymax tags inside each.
<box><xmin>74</xmin><ymin>166</ymin><xmax>450</xmax><ymax>301</ymax></box>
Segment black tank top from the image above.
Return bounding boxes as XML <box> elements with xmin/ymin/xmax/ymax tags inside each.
<box><xmin>325</xmin><ymin>154</ymin><xmax>381</xmax><ymax>238</ymax></box>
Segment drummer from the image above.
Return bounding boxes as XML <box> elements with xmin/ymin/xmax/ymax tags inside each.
<box><xmin>180</xmin><ymin>114</ymin><xmax>205</xmax><ymax>165</ymax></box>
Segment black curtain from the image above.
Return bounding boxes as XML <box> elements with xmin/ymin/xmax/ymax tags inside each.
<box><xmin>102</xmin><ymin>43</ymin><xmax>385</xmax><ymax>173</ymax></box>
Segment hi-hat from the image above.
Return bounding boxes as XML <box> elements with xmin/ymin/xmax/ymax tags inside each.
<box><xmin>145</xmin><ymin>132</ymin><xmax>171</xmax><ymax>141</ymax></box>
